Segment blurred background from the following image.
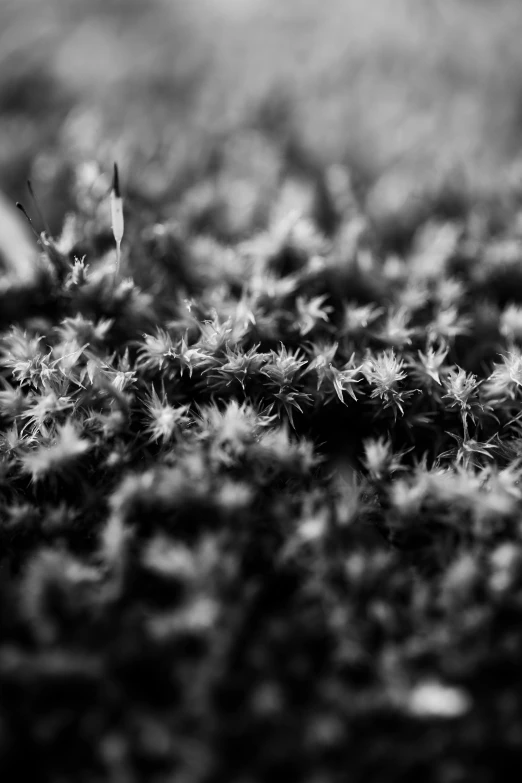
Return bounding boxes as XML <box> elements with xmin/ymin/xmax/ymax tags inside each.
<box><xmin>3</xmin><ymin>0</ymin><xmax>522</xmax><ymax>248</ymax></box>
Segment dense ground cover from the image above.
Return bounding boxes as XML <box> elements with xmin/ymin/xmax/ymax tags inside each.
<box><xmin>3</xmin><ymin>153</ymin><xmax>522</xmax><ymax>780</ymax></box>
<box><xmin>5</xmin><ymin>1</ymin><xmax>522</xmax><ymax>780</ymax></box>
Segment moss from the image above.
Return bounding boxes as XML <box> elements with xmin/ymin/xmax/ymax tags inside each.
<box><xmin>4</xmin><ymin>151</ymin><xmax>522</xmax><ymax>781</ymax></box>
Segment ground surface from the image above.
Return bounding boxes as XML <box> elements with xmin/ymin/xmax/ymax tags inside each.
<box><xmin>3</xmin><ymin>2</ymin><xmax>522</xmax><ymax>781</ymax></box>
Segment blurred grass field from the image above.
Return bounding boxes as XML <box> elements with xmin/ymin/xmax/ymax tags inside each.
<box><xmin>2</xmin><ymin>0</ymin><xmax>522</xmax><ymax>238</ymax></box>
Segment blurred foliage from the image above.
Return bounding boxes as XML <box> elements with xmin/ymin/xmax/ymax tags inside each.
<box><xmin>3</xmin><ymin>0</ymin><xmax>522</xmax><ymax>235</ymax></box>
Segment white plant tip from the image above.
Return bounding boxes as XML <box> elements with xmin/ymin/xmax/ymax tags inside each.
<box><xmin>111</xmin><ymin>163</ymin><xmax>124</xmax><ymax>271</ymax></box>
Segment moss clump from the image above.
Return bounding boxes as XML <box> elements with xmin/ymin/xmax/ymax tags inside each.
<box><xmin>3</xmin><ymin>163</ymin><xmax>522</xmax><ymax>782</ymax></box>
